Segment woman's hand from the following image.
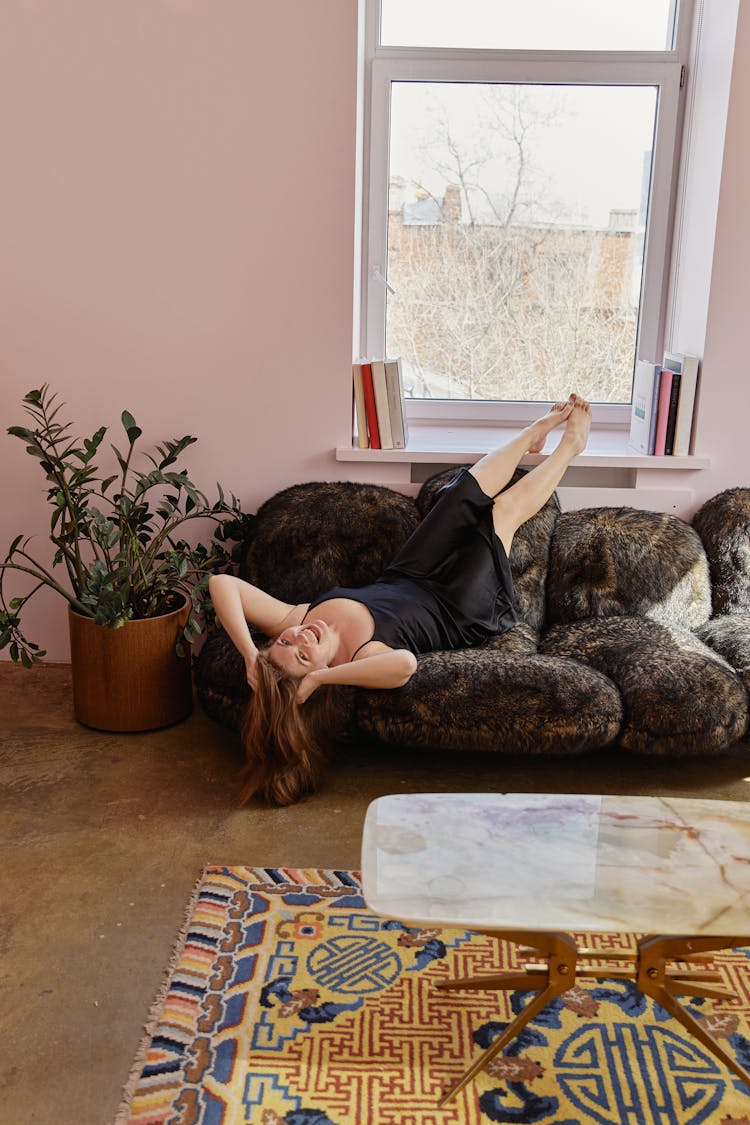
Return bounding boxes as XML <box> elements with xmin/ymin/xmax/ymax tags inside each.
<box><xmin>296</xmin><ymin>671</ymin><xmax>321</xmax><ymax>704</ymax></box>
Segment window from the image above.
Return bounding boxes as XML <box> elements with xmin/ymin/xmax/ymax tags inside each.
<box><xmin>360</xmin><ymin>0</ymin><xmax>693</xmax><ymax>415</ymax></box>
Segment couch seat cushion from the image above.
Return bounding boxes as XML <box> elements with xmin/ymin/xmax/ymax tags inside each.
<box><xmin>541</xmin><ymin>616</ymin><xmax>748</xmax><ymax>754</ymax></box>
<box><xmin>356</xmin><ymin>634</ymin><xmax>622</xmax><ymax>755</ymax></box>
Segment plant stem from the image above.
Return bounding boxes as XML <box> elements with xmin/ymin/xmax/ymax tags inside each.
<box><xmin>31</xmin><ymin>394</ymin><xmax>87</xmax><ymax>594</ymax></box>
<box><xmin>0</xmin><ymin>557</ymin><xmax>90</xmax><ymax>616</ymax></box>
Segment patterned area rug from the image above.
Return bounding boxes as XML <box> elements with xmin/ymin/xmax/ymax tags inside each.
<box><xmin>116</xmin><ymin>866</ymin><xmax>750</xmax><ymax>1125</ymax></box>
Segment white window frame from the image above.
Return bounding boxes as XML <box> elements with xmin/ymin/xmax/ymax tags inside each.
<box><xmin>358</xmin><ymin>1</ymin><xmax>694</xmax><ymax>426</ymax></box>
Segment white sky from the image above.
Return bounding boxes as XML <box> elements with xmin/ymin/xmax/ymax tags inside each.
<box><xmin>382</xmin><ymin>0</ymin><xmax>672</xmax><ymax>227</ymax></box>
<box><xmin>381</xmin><ymin>0</ymin><xmax>674</xmax><ymax>52</ymax></box>
<box><xmin>390</xmin><ymin>83</ymin><xmax>658</xmax><ymax>229</ymax></box>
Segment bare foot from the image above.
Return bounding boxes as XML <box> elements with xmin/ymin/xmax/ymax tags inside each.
<box><xmin>560</xmin><ymin>395</ymin><xmax>592</xmax><ymax>454</ymax></box>
<box><xmin>527</xmin><ymin>396</ymin><xmax>575</xmax><ymax>453</ymax></box>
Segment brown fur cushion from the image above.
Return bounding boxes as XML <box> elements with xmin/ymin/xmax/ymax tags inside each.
<box><xmin>541</xmin><ymin>616</ymin><xmax>748</xmax><ymax>754</ymax></box>
<box><xmin>240</xmin><ymin>481</ymin><xmax>420</xmax><ymax>602</ymax></box>
<box><xmin>697</xmin><ymin>614</ymin><xmax>750</xmax><ymax>707</ymax></box>
<box><xmin>693</xmin><ymin>488</ymin><xmax>750</xmax><ymax>615</ymax></box>
<box><xmin>195</xmin><ymin>630</ymin><xmax>251</xmax><ymax>731</ymax></box>
<box><xmin>417</xmin><ymin>467</ymin><xmax>560</xmax><ymax>633</ymax></box>
<box><xmin>546</xmin><ymin>507</ymin><xmax>711</xmax><ymax>630</ymax></box>
<box><xmin>356</xmin><ymin>642</ymin><xmax>622</xmax><ymax>755</ymax></box>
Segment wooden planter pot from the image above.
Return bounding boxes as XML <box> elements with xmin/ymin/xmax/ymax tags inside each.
<box><xmin>68</xmin><ymin>597</ymin><xmax>192</xmax><ymax>732</ymax></box>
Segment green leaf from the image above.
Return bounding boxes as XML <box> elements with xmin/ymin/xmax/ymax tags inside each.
<box><xmin>20</xmin><ymin>649</ymin><xmax>32</xmax><ymax>669</ymax></box>
<box><xmin>111</xmin><ymin>444</ymin><xmax>128</xmax><ymax>473</ymax></box>
<box><xmin>121</xmin><ymin>411</ymin><xmax>142</xmax><ymax>445</ymax></box>
<box><xmin>157</xmin><ymin>435</ymin><xmax>197</xmax><ymax>469</ymax></box>
<box><xmin>7</xmin><ymin>426</ymin><xmax>35</xmax><ymax>441</ymax></box>
<box><xmin>82</xmin><ymin>426</ymin><xmax>107</xmax><ymax>463</ymax></box>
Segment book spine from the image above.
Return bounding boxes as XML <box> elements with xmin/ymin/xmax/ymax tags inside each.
<box><xmin>352</xmin><ymin>363</ymin><xmax>369</xmax><ymax>449</ymax></box>
<box><xmin>647</xmin><ymin>368</ymin><xmax>662</xmax><ymax>455</ymax></box>
<box><xmin>360</xmin><ymin>362</ymin><xmax>380</xmax><ymax>449</ymax></box>
<box><xmin>668</xmin><ymin>354</ymin><xmax>700</xmax><ymax>456</ymax></box>
<box><xmin>653</xmin><ymin>370</ymin><xmax>673</xmax><ymax>456</ymax></box>
<box><xmin>663</xmin><ymin>371</ymin><xmax>681</xmax><ymax>455</ymax></box>
<box><xmin>371</xmin><ymin>360</ymin><xmax>393</xmax><ymax>448</ymax></box>
<box><xmin>398</xmin><ymin>358</ymin><xmax>409</xmax><ymax>445</ymax></box>
<box><xmin>384</xmin><ymin>358</ymin><xmax>408</xmax><ymax>448</ymax></box>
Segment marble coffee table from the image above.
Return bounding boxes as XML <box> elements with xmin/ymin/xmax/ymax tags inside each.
<box><xmin>361</xmin><ymin>792</ymin><xmax>750</xmax><ymax>1105</ymax></box>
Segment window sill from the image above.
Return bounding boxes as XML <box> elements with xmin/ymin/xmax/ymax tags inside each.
<box><xmin>336</xmin><ymin>423</ymin><xmax>710</xmax><ymax>470</ymax></box>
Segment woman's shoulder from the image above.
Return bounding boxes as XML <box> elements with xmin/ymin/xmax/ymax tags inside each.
<box><xmin>277</xmin><ymin>603</ymin><xmax>309</xmax><ymax>630</ymax></box>
<box><xmin>350</xmin><ymin>639</ymin><xmax>394</xmax><ymax>661</ymax></box>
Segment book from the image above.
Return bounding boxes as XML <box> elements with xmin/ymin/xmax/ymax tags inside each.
<box><xmin>628</xmin><ymin>359</ymin><xmax>662</xmax><ymax>455</ymax></box>
<box><xmin>384</xmin><ymin>357</ymin><xmax>409</xmax><ymax>449</ymax></box>
<box><xmin>360</xmin><ymin>361</ymin><xmax>380</xmax><ymax>449</ymax></box>
<box><xmin>352</xmin><ymin>364</ymin><xmax>369</xmax><ymax>449</ymax></box>
<box><xmin>663</xmin><ymin>352</ymin><xmax>700</xmax><ymax>456</ymax></box>
<box><xmin>653</xmin><ymin>369</ymin><xmax>673</xmax><ymax>456</ymax></box>
<box><xmin>663</xmin><ymin>371</ymin><xmax>682</xmax><ymax>455</ymax></box>
<box><xmin>371</xmin><ymin>360</ymin><xmax>394</xmax><ymax>449</ymax></box>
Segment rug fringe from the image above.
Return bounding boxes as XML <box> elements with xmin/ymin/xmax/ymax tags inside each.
<box><xmin>112</xmin><ymin>866</ymin><xmax>210</xmax><ymax>1125</ymax></box>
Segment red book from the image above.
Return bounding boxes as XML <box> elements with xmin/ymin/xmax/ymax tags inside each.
<box><xmin>360</xmin><ymin>362</ymin><xmax>381</xmax><ymax>449</ymax></box>
<box><xmin>653</xmin><ymin>369</ymin><xmax>673</xmax><ymax>456</ymax></box>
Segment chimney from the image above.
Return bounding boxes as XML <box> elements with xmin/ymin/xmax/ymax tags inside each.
<box><xmin>442</xmin><ymin>184</ymin><xmax>461</xmax><ymax>224</ymax></box>
<box><xmin>608</xmin><ymin>208</ymin><xmax>638</xmax><ymax>231</ymax></box>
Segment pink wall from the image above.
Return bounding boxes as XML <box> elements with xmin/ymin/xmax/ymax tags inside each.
<box><xmin>0</xmin><ymin>0</ymin><xmax>748</xmax><ymax>662</ymax></box>
<box><xmin>0</xmin><ymin>1</ymin><xmax>361</xmax><ymax>661</ymax></box>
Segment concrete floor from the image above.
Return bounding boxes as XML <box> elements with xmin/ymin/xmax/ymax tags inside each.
<box><xmin>3</xmin><ymin>661</ymin><xmax>750</xmax><ymax>1124</ymax></box>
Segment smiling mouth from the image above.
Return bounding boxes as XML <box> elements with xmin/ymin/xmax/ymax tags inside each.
<box><xmin>303</xmin><ymin>624</ymin><xmax>322</xmax><ymax>642</ymax></box>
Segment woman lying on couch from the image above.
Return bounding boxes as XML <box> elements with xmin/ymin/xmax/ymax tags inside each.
<box><xmin>209</xmin><ymin>394</ymin><xmax>591</xmax><ymax>805</ymax></box>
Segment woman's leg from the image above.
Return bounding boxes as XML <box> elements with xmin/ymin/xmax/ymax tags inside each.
<box><xmin>489</xmin><ymin>397</ymin><xmax>592</xmax><ymax>554</ymax></box>
<box><xmin>469</xmin><ymin>398</ymin><xmax>574</xmax><ymax>499</ymax></box>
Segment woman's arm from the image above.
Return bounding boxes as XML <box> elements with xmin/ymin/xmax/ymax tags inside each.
<box><xmin>296</xmin><ymin>648</ymin><xmax>417</xmax><ymax>703</ymax></box>
<box><xmin>208</xmin><ymin>574</ymin><xmax>306</xmax><ymax>686</ymax></box>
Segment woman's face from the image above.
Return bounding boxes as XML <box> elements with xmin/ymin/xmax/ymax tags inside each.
<box><xmin>268</xmin><ymin>620</ymin><xmax>337</xmax><ymax>678</ymax></box>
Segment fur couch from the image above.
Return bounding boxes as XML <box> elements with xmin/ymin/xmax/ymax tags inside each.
<box><xmin>194</xmin><ymin>471</ymin><xmax>750</xmax><ymax>760</ymax></box>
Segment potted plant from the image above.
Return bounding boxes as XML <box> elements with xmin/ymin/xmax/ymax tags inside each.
<box><xmin>0</xmin><ymin>385</ymin><xmax>245</xmax><ymax>731</ymax></box>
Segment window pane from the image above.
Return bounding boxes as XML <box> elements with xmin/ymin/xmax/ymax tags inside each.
<box><xmin>380</xmin><ymin>0</ymin><xmax>676</xmax><ymax>51</ymax></box>
<box><xmin>385</xmin><ymin>83</ymin><xmax>657</xmax><ymax>403</ymax></box>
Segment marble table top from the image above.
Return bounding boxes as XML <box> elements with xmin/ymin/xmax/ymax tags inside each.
<box><xmin>361</xmin><ymin>793</ymin><xmax>750</xmax><ymax>935</ymax></box>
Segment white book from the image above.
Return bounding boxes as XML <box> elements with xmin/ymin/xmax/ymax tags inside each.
<box><xmin>628</xmin><ymin>359</ymin><xmax>662</xmax><ymax>455</ymax></box>
<box><xmin>370</xmin><ymin>360</ymin><xmax>393</xmax><ymax>449</ymax></box>
<box><xmin>663</xmin><ymin>352</ymin><xmax>700</xmax><ymax>456</ymax></box>
<box><xmin>384</xmin><ymin>358</ymin><xmax>409</xmax><ymax>449</ymax></box>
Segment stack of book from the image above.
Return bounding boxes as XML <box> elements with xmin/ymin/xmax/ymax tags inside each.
<box><xmin>352</xmin><ymin>358</ymin><xmax>410</xmax><ymax>450</ymax></box>
<box><xmin>628</xmin><ymin>352</ymin><xmax>701</xmax><ymax>457</ymax></box>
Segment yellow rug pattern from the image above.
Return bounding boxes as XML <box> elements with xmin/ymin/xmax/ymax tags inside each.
<box><xmin>115</xmin><ymin>866</ymin><xmax>750</xmax><ymax>1125</ymax></box>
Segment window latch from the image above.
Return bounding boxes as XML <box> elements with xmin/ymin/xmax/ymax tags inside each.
<box><xmin>373</xmin><ymin>267</ymin><xmax>396</xmax><ymax>295</ymax></box>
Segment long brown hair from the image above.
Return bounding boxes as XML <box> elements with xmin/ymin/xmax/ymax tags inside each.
<box><xmin>240</xmin><ymin>651</ymin><xmax>340</xmax><ymax>805</ymax></box>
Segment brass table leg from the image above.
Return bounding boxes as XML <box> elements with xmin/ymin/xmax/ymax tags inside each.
<box><xmin>435</xmin><ymin>929</ymin><xmax>750</xmax><ymax>1106</ymax></box>
<box><xmin>436</xmin><ymin>930</ymin><xmax>578</xmax><ymax>1106</ymax></box>
<box><xmin>636</xmin><ymin>933</ymin><xmax>750</xmax><ymax>1088</ymax></box>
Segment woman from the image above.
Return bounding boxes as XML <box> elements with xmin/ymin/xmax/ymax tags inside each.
<box><xmin>210</xmin><ymin>394</ymin><xmax>591</xmax><ymax>805</ymax></box>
